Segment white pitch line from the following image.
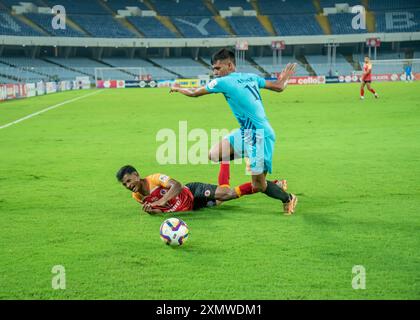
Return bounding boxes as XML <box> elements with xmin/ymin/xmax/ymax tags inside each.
<box><xmin>0</xmin><ymin>90</ymin><xmax>103</xmax><ymax>130</ymax></box>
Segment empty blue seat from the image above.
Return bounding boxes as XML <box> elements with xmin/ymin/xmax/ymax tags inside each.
<box><xmin>0</xmin><ymin>12</ymin><xmax>43</xmax><ymax>36</ymax></box>
<box><xmin>105</xmin><ymin>0</ymin><xmax>149</xmax><ymax>13</ymax></box>
<box><xmin>212</xmin><ymin>0</ymin><xmax>253</xmax><ymax>11</ymax></box>
<box><xmin>70</xmin><ymin>14</ymin><xmax>136</xmax><ymax>38</ymax></box>
<box><xmin>270</xmin><ymin>14</ymin><xmax>324</xmax><ymax>36</ymax></box>
<box><xmin>43</xmin><ymin>0</ymin><xmax>109</xmax><ymax>15</ymax></box>
<box><xmin>375</xmin><ymin>9</ymin><xmax>420</xmax><ymax>32</ymax></box>
<box><xmin>25</xmin><ymin>13</ymin><xmax>86</xmax><ymax>37</ymax></box>
<box><xmin>329</xmin><ymin>13</ymin><xmax>368</xmax><ymax>34</ymax></box>
<box><xmin>227</xmin><ymin>16</ymin><xmax>268</xmax><ymax>36</ymax></box>
<box><xmin>369</xmin><ymin>0</ymin><xmax>420</xmax><ymax>11</ymax></box>
<box><xmin>259</xmin><ymin>0</ymin><xmax>316</xmax><ymax>15</ymax></box>
<box><xmin>127</xmin><ymin>16</ymin><xmax>177</xmax><ymax>38</ymax></box>
<box><xmin>171</xmin><ymin>16</ymin><xmax>228</xmax><ymax>37</ymax></box>
<box><xmin>149</xmin><ymin>0</ymin><xmax>212</xmax><ymax>16</ymax></box>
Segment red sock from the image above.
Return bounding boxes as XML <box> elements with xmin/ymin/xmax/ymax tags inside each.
<box><xmin>369</xmin><ymin>88</ymin><xmax>376</xmax><ymax>94</ymax></box>
<box><xmin>360</xmin><ymin>88</ymin><xmax>365</xmax><ymax>96</ymax></box>
<box><xmin>218</xmin><ymin>162</ymin><xmax>230</xmax><ymax>187</ymax></box>
<box><xmin>234</xmin><ymin>182</ymin><xmax>257</xmax><ymax>197</ymax></box>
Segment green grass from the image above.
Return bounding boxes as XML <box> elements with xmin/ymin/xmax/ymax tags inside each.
<box><xmin>0</xmin><ymin>82</ymin><xmax>419</xmax><ymax>300</ymax></box>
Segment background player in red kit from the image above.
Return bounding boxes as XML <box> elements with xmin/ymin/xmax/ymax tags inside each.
<box><xmin>360</xmin><ymin>56</ymin><xmax>379</xmax><ymax>100</ymax></box>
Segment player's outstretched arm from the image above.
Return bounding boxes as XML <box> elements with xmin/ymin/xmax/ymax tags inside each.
<box><xmin>264</xmin><ymin>63</ymin><xmax>297</xmax><ymax>92</ymax></box>
<box><xmin>169</xmin><ymin>85</ymin><xmax>210</xmax><ymax>98</ymax></box>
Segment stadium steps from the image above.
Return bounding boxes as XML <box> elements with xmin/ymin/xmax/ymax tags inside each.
<box><xmin>13</xmin><ymin>14</ymin><xmax>49</xmax><ymax>36</ymax></box>
<box><xmin>347</xmin><ymin>55</ymin><xmax>362</xmax><ymax>71</ymax></box>
<box><xmin>142</xmin><ymin>0</ymin><xmax>183</xmax><ymax>37</ymax></box>
<box><xmin>97</xmin><ymin>0</ymin><xmax>117</xmax><ymax>15</ymax></box>
<box><xmin>250</xmin><ymin>0</ymin><xmax>276</xmax><ymax>36</ymax></box>
<box><xmin>247</xmin><ymin>58</ymin><xmax>270</xmax><ymax>77</ymax></box>
<box><xmin>312</xmin><ymin>0</ymin><xmax>323</xmax><ymax>14</ymax></box>
<box><xmin>42</xmin><ymin>58</ymin><xmax>93</xmax><ymax>77</ymax></box>
<box><xmin>257</xmin><ymin>16</ymin><xmax>276</xmax><ymax>36</ymax></box>
<box><xmin>144</xmin><ymin>58</ymin><xmax>182</xmax><ymax>78</ymax></box>
<box><xmin>117</xmin><ymin>17</ymin><xmax>144</xmax><ymax>38</ymax></box>
<box><xmin>315</xmin><ymin>14</ymin><xmax>331</xmax><ymax>35</ymax></box>
<box><xmin>0</xmin><ymin>59</ymin><xmax>50</xmax><ymax>78</ymax></box>
<box><xmin>155</xmin><ymin>16</ymin><xmax>183</xmax><ymax>38</ymax></box>
<box><xmin>203</xmin><ymin>0</ymin><xmax>219</xmax><ymax>16</ymax></box>
<box><xmin>366</xmin><ymin>11</ymin><xmax>376</xmax><ymax>33</ymax></box>
<box><xmin>213</xmin><ymin>16</ymin><xmax>236</xmax><ymax>36</ymax></box>
<box><xmin>203</xmin><ymin>0</ymin><xmax>236</xmax><ymax>36</ymax></box>
<box><xmin>65</xmin><ymin>18</ymin><xmax>91</xmax><ymax>36</ymax></box>
<box><xmin>92</xmin><ymin>58</ymin><xmax>138</xmax><ymax>77</ymax></box>
<box><xmin>298</xmin><ymin>56</ymin><xmax>316</xmax><ymax>76</ymax></box>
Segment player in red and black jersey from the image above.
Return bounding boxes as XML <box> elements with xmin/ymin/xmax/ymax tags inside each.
<box><xmin>360</xmin><ymin>56</ymin><xmax>379</xmax><ymax>100</ymax></box>
<box><xmin>116</xmin><ymin>165</ymin><xmax>287</xmax><ymax>214</ymax></box>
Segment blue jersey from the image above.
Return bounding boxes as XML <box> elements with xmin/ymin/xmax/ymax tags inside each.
<box><xmin>205</xmin><ymin>72</ymin><xmax>275</xmax><ymax>138</ymax></box>
<box><xmin>406</xmin><ymin>66</ymin><xmax>412</xmax><ymax>74</ymax></box>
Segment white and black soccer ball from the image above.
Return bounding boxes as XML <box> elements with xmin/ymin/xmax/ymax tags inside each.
<box><xmin>159</xmin><ymin>218</ymin><xmax>189</xmax><ymax>246</ymax></box>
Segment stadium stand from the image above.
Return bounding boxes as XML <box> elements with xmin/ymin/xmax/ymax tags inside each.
<box><xmin>375</xmin><ymin>9</ymin><xmax>420</xmax><ymax>33</ymax></box>
<box><xmin>24</xmin><ymin>13</ymin><xmax>86</xmax><ymax>37</ymax></box>
<box><xmin>0</xmin><ymin>57</ymin><xmax>87</xmax><ymax>80</ymax></box>
<box><xmin>329</xmin><ymin>13</ymin><xmax>368</xmax><ymax>34</ymax></box>
<box><xmin>319</xmin><ymin>0</ymin><xmax>362</xmax><ymax>7</ymax></box>
<box><xmin>100</xmin><ymin>57</ymin><xmax>176</xmax><ymax>80</ymax></box>
<box><xmin>227</xmin><ymin>16</ymin><xmax>269</xmax><ymax>37</ymax></box>
<box><xmin>42</xmin><ymin>57</ymin><xmax>127</xmax><ymax>80</ymax></box>
<box><xmin>212</xmin><ymin>0</ymin><xmax>253</xmax><ymax>11</ymax></box>
<box><xmin>104</xmin><ymin>0</ymin><xmax>150</xmax><ymax>13</ymax></box>
<box><xmin>171</xmin><ymin>16</ymin><xmax>229</xmax><ymax>37</ymax></box>
<box><xmin>368</xmin><ymin>0</ymin><xmax>420</xmax><ymax>11</ymax></box>
<box><xmin>305</xmin><ymin>54</ymin><xmax>355</xmax><ymax>76</ymax></box>
<box><xmin>252</xmin><ymin>56</ymin><xmax>310</xmax><ymax>76</ymax></box>
<box><xmin>69</xmin><ymin>14</ymin><xmax>136</xmax><ymax>38</ymax></box>
<box><xmin>270</xmin><ymin>14</ymin><xmax>324</xmax><ymax>36</ymax></box>
<box><xmin>149</xmin><ymin>58</ymin><xmax>210</xmax><ymax>78</ymax></box>
<box><xmin>149</xmin><ymin>0</ymin><xmax>213</xmax><ymax>16</ymax></box>
<box><xmin>258</xmin><ymin>0</ymin><xmax>316</xmax><ymax>15</ymax></box>
<box><xmin>0</xmin><ymin>12</ymin><xmax>43</xmax><ymax>36</ymax></box>
<box><xmin>42</xmin><ymin>0</ymin><xmax>110</xmax><ymax>15</ymax></box>
<box><xmin>127</xmin><ymin>16</ymin><xmax>177</xmax><ymax>38</ymax></box>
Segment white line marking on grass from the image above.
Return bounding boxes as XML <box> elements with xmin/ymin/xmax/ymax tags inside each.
<box><xmin>0</xmin><ymin>90</ymin><xmax>103</xmax><ymax>130</ymax></box>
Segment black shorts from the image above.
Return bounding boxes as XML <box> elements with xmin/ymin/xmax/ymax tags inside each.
<box><xmin>362</xmin><ymin>80</ymin><xmax>371</xmax><ymax>83</ymax></box>
<box><xmin>185</xmin><ymin>182</ymin><xmax>218</xmax><ymax>210</ymax></box>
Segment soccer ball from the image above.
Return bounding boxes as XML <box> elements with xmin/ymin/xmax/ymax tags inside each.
<box><xmin>159</xmin><ymin>218</ymin><xmax>189</xmax><ymax>246</ymax></box>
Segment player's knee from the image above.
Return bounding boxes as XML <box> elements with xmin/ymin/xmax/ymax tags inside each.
<box><xmin>216</xmin><ymin>188</ymin><xmax>236</xmax><ymax>201</ymax></box>
<box><xmin>208</xmin><ymin>151</ymin><xmax>220</xmax><ymax>163</ymax></box>
<box><xmin>251</xmin><ymin>183</ymin><xmax>264</xmax><ymax>193</ymax></box>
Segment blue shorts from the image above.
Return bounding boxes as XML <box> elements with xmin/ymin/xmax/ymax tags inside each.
<box><xmin>226</xmin><ymin>128</ymin><xmax>275</xmax><ymax>174</ymax></box>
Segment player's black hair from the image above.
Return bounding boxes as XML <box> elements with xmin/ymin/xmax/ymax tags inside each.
<box><xmin>116</xmin><ymin>165</ymin><xmax>137</xmax><ymax>182</ymax></box>
<box><xmin>211</xmin><ymin>48</ymin><xmax>236</xmax><ymax>65</ymax></box>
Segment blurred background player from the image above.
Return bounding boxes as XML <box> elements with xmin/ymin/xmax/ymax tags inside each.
<box><xmin>116</xmin><ymin>165</ymin><xmax>288</xmax><ymax>214</ymax></box>
<box><xmin>405</xmin><ymin>64</ymin><xmax>413</xmax><ymax>82</ymax></box>
<box><xmin>170</xmin><ymin>48</ymin><xmax>298</xmax><ymax>215</ymax></box>
<box><xmin>360</xmin><ymin>56</ymin><xmax>379</xmax><ymax>100</ymax></box>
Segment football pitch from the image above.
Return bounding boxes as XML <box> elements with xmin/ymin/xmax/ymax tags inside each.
<box><xmin>0</xmin><ymin>82</ymin><xmax>419</xmax><ymax>300</ymax></box>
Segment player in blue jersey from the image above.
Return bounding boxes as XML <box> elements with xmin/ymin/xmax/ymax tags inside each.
<box><xmin>170</xmin><ymin>49</ymin><xmax>298</xmax><ymax>214</ymax></box>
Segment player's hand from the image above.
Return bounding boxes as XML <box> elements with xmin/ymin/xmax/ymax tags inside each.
<box><xmin>150</xmin><ymin>199</ymin><xmax>167</xmax><ymax>208</ymax></box>
<box><xmin>279</xmin><ymin>63</ymin><xmax>297</xmax><ymax>81</ymax></box>
<box><xmin>142</xmin><ymin>203</ymin><xmax>162</xmax><ymax>214</ymax></box>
